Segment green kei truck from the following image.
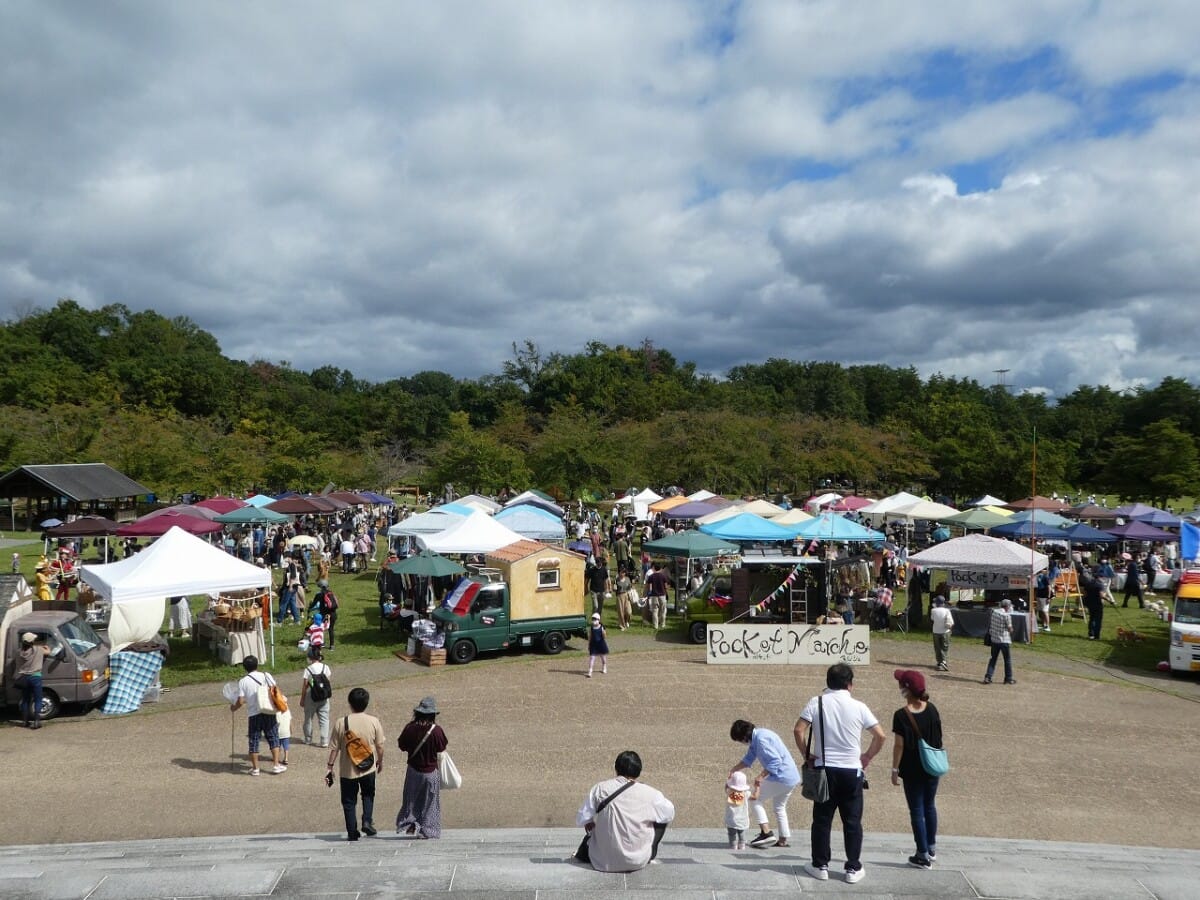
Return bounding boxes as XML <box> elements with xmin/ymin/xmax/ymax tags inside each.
<box><xmin>432</xmin><ymin>540</ymin><xmax>589</xmax><ymax>664</ymax></box>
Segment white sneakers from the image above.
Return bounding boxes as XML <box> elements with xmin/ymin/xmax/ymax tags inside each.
<box><xmin>804</xmin><ymin>862</ymin><xmax>864</xmax><ymax>884</ymax></box>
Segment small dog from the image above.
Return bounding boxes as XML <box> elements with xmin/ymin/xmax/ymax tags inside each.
<box><xmin>1116</xmin><ymin>627</ymin><xmax>1146</xmax><ymax>642</ymax></box>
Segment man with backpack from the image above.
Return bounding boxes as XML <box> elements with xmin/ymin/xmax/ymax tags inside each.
<box><xmin>309</xmin><ymin>579</ymin><xmax>340</xmax><ymax>649</ymax></box>
<box><xmin>327</xmin><ymin>687</ymin><xmax>385</xmax><ymax>841</ymax></box>
<box><xmin>229</xmin><ymin>655</ymin><xmax>285</xmax><ymax>776</ymax></box>
<box><xmin>300</xmin><ymin>646</ymin><xmax>333</xmax><ymax>747</ymax></box>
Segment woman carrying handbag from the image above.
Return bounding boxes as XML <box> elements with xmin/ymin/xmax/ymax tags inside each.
<box><xmin>890</xmin><ymin>669</ymin><xmax>945</xmax><ymax>870</ymax></box>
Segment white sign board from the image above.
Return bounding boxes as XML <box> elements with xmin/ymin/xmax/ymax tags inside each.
<box><xmin>706</xmin><ymin>624</ymin><xmax>871</xmax><ymax>665</ymax></box>
<box><xmin>947</xmin><ymin>569</ymin><xmax>1028</xmax><ymax>590</ymax></box>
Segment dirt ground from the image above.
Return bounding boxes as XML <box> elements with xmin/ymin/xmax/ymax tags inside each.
<box><xmin>3</xmin><ymin>635</ymin><xmax>1200</xmax><ymax>848</ymax></box>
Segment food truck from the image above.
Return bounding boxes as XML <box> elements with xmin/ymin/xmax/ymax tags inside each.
<box><xmin>432</xmin><ymin>540</ymin><xmax>588</xmax><ymax>664</ymax></box>
<box><xmin>1</xmin><ymin>575</ymin><xmax>110</xmax><ymax>718</ymax></box>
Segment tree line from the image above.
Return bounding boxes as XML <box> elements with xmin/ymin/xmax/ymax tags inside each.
<box><xmin>1</xmin><ymin>301</ymin><xmax>1196</xmax><ymax>506</ymax></box>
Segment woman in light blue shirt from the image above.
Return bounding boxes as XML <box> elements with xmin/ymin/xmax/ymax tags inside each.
<box><xmin>729</xmin><ymin>719</ymin><xmax>801</xmax><ymax>848</ymax></box>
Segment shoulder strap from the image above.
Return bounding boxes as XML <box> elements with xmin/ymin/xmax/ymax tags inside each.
<box><xmin>595</xmin><ymin>779</ymin><xmax>636</xmax><ymax>818</ymax></box>
<box><xmin>818</xmin><ymin>695</ymin><xmax>826</xmax><ymax>762</ymax></box>
<box><xmin>412</xmin><ymin>722</ymin><xmax>437</xmax><ymax>755</ymax></box>
<box><xmin>903</xmin><ymin>705</ymin><xmax>926</xmax><ymax>741</ymax></box>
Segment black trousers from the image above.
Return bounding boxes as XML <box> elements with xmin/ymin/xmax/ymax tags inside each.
<box><xmin>340</xmin><ymin>773</ymin><xmax>376</xmax><ymax>837</ymax></box>
<box><xmin>810</xmin><ymin>767</ymin><xmax>864</xmax><ymax>871</ymax></box>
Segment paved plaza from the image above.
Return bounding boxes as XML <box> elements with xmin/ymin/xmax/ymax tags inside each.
<box><xmin>3</xmin><ymin>636</ymin><xmax>1199</xmax><ymax>897</ymax></box>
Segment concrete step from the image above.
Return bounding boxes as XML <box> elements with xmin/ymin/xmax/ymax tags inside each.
<box><xmin>2</xmin><ymin>829</ymin><xmax>1198</xmax><ymax>899</ymax></box>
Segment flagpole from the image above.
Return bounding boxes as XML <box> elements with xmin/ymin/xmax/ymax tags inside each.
<box><xmin>1029</xmin><ymin>427</ymin><xmax>1037</xmax><ymax>641</ymax></box>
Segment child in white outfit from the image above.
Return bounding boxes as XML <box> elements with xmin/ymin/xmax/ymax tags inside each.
<box><xmin>725</xmin><ymin>771</ymin><xmax>753</xmax><ymax>849</ymax></box>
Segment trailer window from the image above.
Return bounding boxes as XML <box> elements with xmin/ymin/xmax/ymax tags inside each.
<box><xmin>538</xmin><ymin>568</ymin><xmax>561</xmax><ymax>589</ymax></box>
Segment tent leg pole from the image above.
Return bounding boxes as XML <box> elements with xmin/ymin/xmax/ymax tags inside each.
<box><xmin>269</xmin><ymin>589</ymin><xmax>275</xmax><ymax>668</ymax></box>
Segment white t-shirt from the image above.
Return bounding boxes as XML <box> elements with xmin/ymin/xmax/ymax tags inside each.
<box><xmin>799</xmin><ymin>689</ymin><xmax>879</xmax><ymax>770</ymax></box>
<box><xmin>238</xmin><ymin>671</ymin><xmax>276</xmax><ymax>717</ymax></box>
<box><xmin>930</xmin><ymin>606</ymin><xmax>955</xmax><ymax>635</ymax></box>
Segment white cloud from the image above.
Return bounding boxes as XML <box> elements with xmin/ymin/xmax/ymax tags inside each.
<box><xmin>0</xmin><ymin>1</ymin><xmax>1198</xmax><ymax>397</ymax></box>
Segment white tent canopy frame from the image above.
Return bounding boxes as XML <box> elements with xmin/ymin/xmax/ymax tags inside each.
<box><xmin>80</xmin><ymin>526</ymin><xmax>275</xmax><ymax>661</ymax></box>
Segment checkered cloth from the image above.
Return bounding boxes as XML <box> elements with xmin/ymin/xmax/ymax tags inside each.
<box><xmin>102</xmin><ymin>650</ymin><xmax>165</xmax><ymax>715</ymax></box>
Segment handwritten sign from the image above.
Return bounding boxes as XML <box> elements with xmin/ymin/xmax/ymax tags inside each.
<box><xmin>948</xmin><ymin>569</ymin><xmax>1030</xmax><ymax>590</ymax></box>
<box><xmin>706</xmin><ymin>624</ymin><xmax>871</xmax><ymax>665</ymax></box>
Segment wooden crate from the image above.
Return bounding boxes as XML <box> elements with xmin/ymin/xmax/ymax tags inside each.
<box><xmin>419</xmin><ymin>645</ymin><xmax>446</xmax><ymax>667</ymax></box>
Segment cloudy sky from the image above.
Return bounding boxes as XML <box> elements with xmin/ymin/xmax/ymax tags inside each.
<box><xmin>3</xmin><ymin>1</ymin><xmax>1198</xmax><ymax>396</ymax></box>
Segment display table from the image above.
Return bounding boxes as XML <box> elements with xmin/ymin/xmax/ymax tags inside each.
<box><xmin>194</xmin><ymin>613</ymin><xmax>267</xmax><ymax>665</ymax></box>
<box><xmin>951</xmin><ymin>607</ymin><xmax>1030</xmax><ymax>643</ymax></box>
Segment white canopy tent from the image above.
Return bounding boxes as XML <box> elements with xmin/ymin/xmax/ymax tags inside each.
<box><xmin>858</xmin><ymin>491</ymin><xmax>924</xmax><ymax>524</ymax></box>
<box><xmin>455</xmin><ymin>493</ymin><xmax>502</xmax><ymax>513</ymax></box>
<box><xmin>886</xmin><ymin>499</ymin><xmax>960</xmax><ymax>521</ymax></box>
<box><xmin>388</xmin><ymin>508</ymin><xmax>466</xmax><ymax>537</ymax></box>
<box><xmin>80</xmin><ymin>526</ymin><xmax>272</xmax><ymax>654</ymax></box>
<box><xmin>686</xmin><ymin>489</ymin><xmax>717</xmax><ymax>502</ymax></box>
<box><xmin>970</xmin><ymin>494</ymin><xmax>1007</xmax><ymax>507</ymax></box>
<box><xmin>614</xmin><ymin>487</ymin><xmax>662</xmax><ymax>522</ymax></box>
<box><xmin>417</xmin><ymin>511</ymin><xmax>527</xmax><ymax>554</ymax></box>
<box><xmin>908</xmin><ymin>533</ymin><xmax>1049</xmax><ymax>574</ymax></box>
<box><xmin>805</xmin><ymin>492</ymin><xmax>842</xmax><ymax>513</ymax></box>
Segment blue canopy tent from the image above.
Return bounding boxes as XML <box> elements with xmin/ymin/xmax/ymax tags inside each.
<box><xmin>663</xmin><ymin>501</ymin><xmax>725</xmax><ymax>521</ymax></box>
<box><xmin>1057</xmin><ymin>522</ymin><xmax>1118</xmax><ymax>543</ymax></box>
<box><xmin>1005</xmin><ymin>508</ymin><xmax>1073</xmax><ymax>528</ymax></box>
<box><xmin>358</xmin><ymin>490</ymin><xmax>395</xmax><ymax>505</ymax></box>
<box><xmin>699</xmin><ymin>513</ymin><xmax>798</xmax><ymax>542</ymax></box>
<box><xmin>494</xmin><ymin>505</ymin><xmax>567</xmax><ymax>542</ymax></box>
<box><xmin>1111</xmin><ymin>502</ymin><xmax>1167</xmax><ymax>519</ymax></box>
<box><xmin>1133</xmin><ymin>509</ymin><xmax>1181</xmax><ymax>529</ymax></box>
<box><xmin>1105</xmin><ymin>520</ymin><xmax>1178</xmax><ymax>542</ymax></box>
<box><xmin>790</xmin><ymin>512</ymin><xmax>885</xmax><ymax>543</ymax></box>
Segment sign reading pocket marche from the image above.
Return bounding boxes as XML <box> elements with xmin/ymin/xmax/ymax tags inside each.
<box><xmin>948</xmin><ymin>570</ymin><xmax>1028</xmax><ymax>590</ymax></box>
<box><xmin>706</xmin><ymin>624</ymin><xmax>870</xmax><ymax>665</ymax></box>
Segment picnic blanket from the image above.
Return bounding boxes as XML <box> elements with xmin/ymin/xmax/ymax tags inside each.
<box><xmin>102</xmin><ymin>649</ymin><xmax>165</xmax><ymax>715</ymax></box>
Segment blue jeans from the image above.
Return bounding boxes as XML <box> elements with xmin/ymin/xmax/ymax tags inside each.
<box><xmin>810</xmin><ymin>767</ymin><xmax>864</xmax><ymax>872</ymax></box>
<box><xmin>277</xmin><ymin>588</ymin><xmax>300</xmax><ymax>623</ymax></box>
<box><xmin>1087</xmin><ymin>606</ymin><xmax>1103</xmax><ymax>639</ymax></box>
<box><xmin>902</xmin><ymin>777</ymin><xmax>939</xmax><ymax>856</ymax></box>
<box><xmin>340</xmin><ymin>773</ymin><xmax>376</xmax><ymax>837</ymax></box>
<box><xmin>841</xmin><ymin>609</ymin><xmax>854</xmax><ymax>625</ymax></box>
<box><xmin>19</xmin><ymin>674</ymin><xmax>43</xmax><ymax>724</ymax></box>
<box><xmin>985</xmin><ymin>643</ymin><xmax>1013</xmax><ymax>681</ymax></box>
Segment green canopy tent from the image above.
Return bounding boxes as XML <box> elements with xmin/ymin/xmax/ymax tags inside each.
<box><xmin>214</xmin><ymin>506</ymin><xmax>294</xmax><ymax>526</ymax></box>
<box><xmin>644</xmin><ymin>531</ymin><xmax>740</xmax><ymax>610</ymax></box>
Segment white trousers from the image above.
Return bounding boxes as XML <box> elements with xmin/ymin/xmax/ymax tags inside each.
<box><xmin>751</xmin><ymin>777</ymin><xmax>795</xmax><ymax>839</ymax></box>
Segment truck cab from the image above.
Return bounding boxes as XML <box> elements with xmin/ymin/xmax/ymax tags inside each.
<box><xmin>1169</xmin><ymin>570</ymin><xmax>1200</xmax><ymax>677</ymax></box>
<box><xmin>3</xmin><ymin>598</ymin><xmax>110</xmax><ymax>719</ymax></box>
<box><xmin>432</xmin><ymin>578</ymin><xmax>588</xmax><ymax>664</ymax></box>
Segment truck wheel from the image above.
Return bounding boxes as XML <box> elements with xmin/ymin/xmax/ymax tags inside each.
<box><xmin>688</xmin><ymin>621</ymin><xmax>707</xmax><ymax>644</ymax></box>
<box><xmin>39</xmin><ymin>690</ymin><xmax>61</xmax><ymax>721</ymax></box>
<box><xmin>542</xmin><ymin>631</ymin><xmax>565</xmax><ymax>655</ymax></box>
<box><xmin>450</xmin><ymin>640</ymin><xmax>477</xmax><ymax>665</ymax></box>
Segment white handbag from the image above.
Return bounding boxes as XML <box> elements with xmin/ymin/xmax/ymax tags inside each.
<box><xmin>438</xmin><ymin>751</ymin><xmax>462</xmax><ymax>790</ymax></box>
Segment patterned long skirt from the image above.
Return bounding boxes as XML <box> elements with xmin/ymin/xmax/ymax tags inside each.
<box><xmin>395</xmin><ymin>767</ymin><xmax>441</xmax><ymax>838</ymax></box>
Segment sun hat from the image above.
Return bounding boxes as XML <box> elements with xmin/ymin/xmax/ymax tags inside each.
<box><xmin>591</xmin><ymin>612</ymin><xmax>601</xmax><ymax>621</ymax></box>
<box><xmin>726</xmin><ymin>771</ymin><xmax>749</xmax><ymax>791</ymax></box>
<box><xmin>21</xmin><ymin>631</ymin><xmax>37</xmax><ymax>643</ymax></box>
<box><xmin>893</xmin><ymin>668</ymin><xmax>926</xmax><ymax>694</ymax></box>
<box><xmin>414</xmin><ymin>696</ymin><xmax>439</xmax><ymax>715</ymax></box>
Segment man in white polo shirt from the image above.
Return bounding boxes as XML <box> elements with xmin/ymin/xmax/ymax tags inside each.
<box><xmin>794</xmin><ymin>663</ymin><xmax>886</xmax><ymax>885</ymax></box>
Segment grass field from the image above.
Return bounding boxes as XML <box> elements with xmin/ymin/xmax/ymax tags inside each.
<box><xmin>2</xmin><ymin>528</ymin><xmax>1184</xmax><ymax>688</ymax></box>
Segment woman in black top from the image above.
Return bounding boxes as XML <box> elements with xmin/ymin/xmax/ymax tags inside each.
<box><xmin>890</xmin><ymin>669</ymin><xmax>943</xmax><ymax>869</ymax></box>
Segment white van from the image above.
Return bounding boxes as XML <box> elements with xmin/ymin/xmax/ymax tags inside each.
<box><xmin>1169</xmin><ymin>570</ymin><xmax>1200</xmax><ymax>676</ymax></box>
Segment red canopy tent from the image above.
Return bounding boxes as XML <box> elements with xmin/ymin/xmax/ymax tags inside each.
<box><xmin>194</xmin><ymin>496</ymin><xmax>247</xmax><ymax>514</ymax></box>
<box><xmin>1006</xmin><ymin>495</ymin><xmax>1071</xmax><ymax>513</ymax></box>
<box><xmin>117</xmin><ymin>511</ymin><xmax>224</xmax><ymax>537</ymax></box>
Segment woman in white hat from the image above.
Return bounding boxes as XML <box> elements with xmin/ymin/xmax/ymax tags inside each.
<box><xmin>587</xmin><ymin>613</ymin><xmax>609</xmax><ymax>678</ymax></box>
